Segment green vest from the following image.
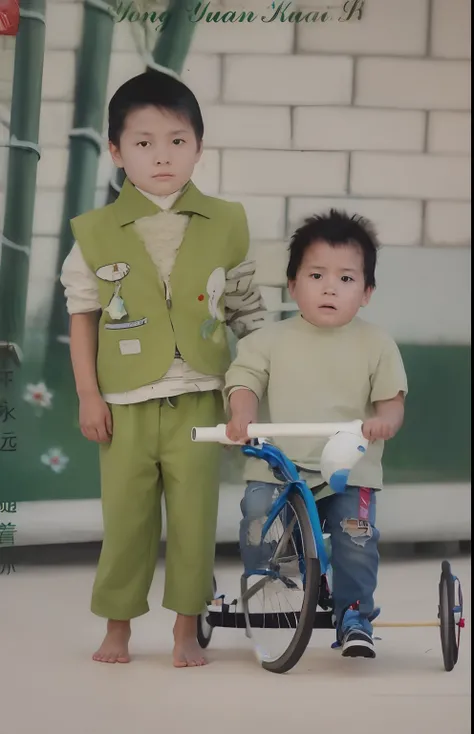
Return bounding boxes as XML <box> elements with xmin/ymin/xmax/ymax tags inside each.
<box><xmin>70</xmin><ymin>178</ymin><xmax>249</xmax><ymax>394</ymax></box>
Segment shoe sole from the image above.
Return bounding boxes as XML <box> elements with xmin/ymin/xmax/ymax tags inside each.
<box><xmin>342</xmin><ymin>641</ymin><xmax>376</xmax><ymax>659</ymax></box>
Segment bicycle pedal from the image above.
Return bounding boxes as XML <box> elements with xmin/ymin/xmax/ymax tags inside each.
<box><xmin>280</xmin><ymin>576</ymin><xmax>298</xmax><ymax>590</ymax></box>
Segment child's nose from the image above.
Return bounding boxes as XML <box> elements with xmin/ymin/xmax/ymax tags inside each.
<box><xmin>154</xmin><ymin>147</ymin><xmax>171</xmax><ymax>165</ymax></box>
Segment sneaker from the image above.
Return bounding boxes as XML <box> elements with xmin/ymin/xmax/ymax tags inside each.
<box><xmin>339</xmin><ymin>606</ymin><xmax>377</xmax><ymax>659</ymax></box>
<box><xmin>341</xmin><ymin>626</ymin><xmax>376</xmax><ymax>658</ymax></box>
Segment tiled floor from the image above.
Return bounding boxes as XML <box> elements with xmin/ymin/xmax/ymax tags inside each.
<box><xmin>0</xmin><ymin>556</ymin><xmax>470</xmax><ymax>734</ymax></box>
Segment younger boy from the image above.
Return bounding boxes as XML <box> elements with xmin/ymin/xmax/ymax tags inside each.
<box><xmin>225</xmin><ymin>210</ymin><xmax>407</xmax><ymax>658</ymax></box>
<box><xmin>61</xmin><ymin>70</ymin><xmax>265</xmax><ymax>667</ymax></box>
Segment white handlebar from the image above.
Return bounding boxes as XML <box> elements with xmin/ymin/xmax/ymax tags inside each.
<box><xmin>191</xmin><ymin>420</ymin><xmax>364</xmax><ymax>444</ymax></box>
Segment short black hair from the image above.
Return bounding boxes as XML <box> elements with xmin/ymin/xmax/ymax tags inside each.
<box><xmin>108</xmin><ymin>70</ymin><xmax>204</xmax><ymax>147</ymax></box>
<box><xmin>286</xmin><ymin>209</ymin><xmax>380</xmax><ymax>289</ymax></box>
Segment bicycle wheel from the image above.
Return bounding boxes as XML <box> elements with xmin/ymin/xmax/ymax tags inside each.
<box><xmin>242</xmin><ymin>492</ymin><xmax>320</xmax><ymax>674</ymax></box>
<box><xmin>197</xmin><ymin>575</ymin><xmax>217</xmax><ymax>649</ymax></box>
<box><xmin>439</xmin><ymin>560</ymin><xmax>457</xmax><ymax>671</ymax></box>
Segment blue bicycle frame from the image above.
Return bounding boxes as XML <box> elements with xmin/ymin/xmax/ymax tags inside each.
<box><xmin>242</xmin><ymin>442</ymin><xmax>330</xmax><ymax>576</ymax></box>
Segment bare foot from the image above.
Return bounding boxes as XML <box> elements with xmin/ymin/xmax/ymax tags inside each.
<box><xmin>173</xmin><ymin>614</ymin><xmax>207</xmax><ymax>668</ymax></box>
<box><xmin>93</xmin><ymin>620</ymin><xmax>131</xmax><ymax>663</ymax></box>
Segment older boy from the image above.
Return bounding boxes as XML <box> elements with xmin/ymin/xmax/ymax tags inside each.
<box><xmin>61</xmin><ymin>70</ymin><xmax>266</xmax><ymax>667</ymax></box>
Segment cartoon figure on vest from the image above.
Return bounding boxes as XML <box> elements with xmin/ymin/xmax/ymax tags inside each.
<box><xmin>60</xmin><ymin>70</ymin><xmax>266</xmax><ymax>667</ymax></box>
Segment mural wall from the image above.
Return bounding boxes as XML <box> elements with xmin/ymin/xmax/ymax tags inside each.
<box><xmin>0</xmin><ymin>0</ymin><xmax>471</xmax><ymax>548</ymax></box>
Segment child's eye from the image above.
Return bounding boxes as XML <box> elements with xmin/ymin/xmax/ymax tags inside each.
<box><xmin>173</xmin><ymin>138</ymin><xmax>185</xmax><ymax>145</ymax></box>
<box><xmin>310</xmin><ymin>273</ymin><xmax>322</xmax><ymax>280</ymax></box>
<box><xmin>137</xmin><ymin>141</ymin><xmax>150</xmax><ymax>148</ymax></box>
<box><xmin>341</xmin><ymin>275</ymin><xmax>354</xmax><ymax>283</ymax></box>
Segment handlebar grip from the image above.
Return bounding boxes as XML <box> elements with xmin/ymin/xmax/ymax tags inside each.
<box><xmin>191</xmin><ymin>425</ymin><xmax>235</xmax><ymax>444</ymax></box>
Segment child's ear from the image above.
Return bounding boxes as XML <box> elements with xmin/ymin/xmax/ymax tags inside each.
<box><xmin>109</xmin><ymin>141</ymin><xmax>124</xmax><ymax>169</ymax></box>
<box><xmin>195</xmin><ymin>138</ymin><xmax>204</xmax><ymax>162</ymax></box>
<box><xmin>288</xmin><ymin>279</ymin><xmax>296</xmax><ymax>299</ymax></box>
<box><xmin>361</xmin><ymin>286</ymin><xmax>374</xmax><ymax>307</ymax></box>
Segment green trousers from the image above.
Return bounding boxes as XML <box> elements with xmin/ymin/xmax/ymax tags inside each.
<box><xmin>91</xmin><ymin>391</ymin><xmax>223</xmax><ymax>619</ymax></box>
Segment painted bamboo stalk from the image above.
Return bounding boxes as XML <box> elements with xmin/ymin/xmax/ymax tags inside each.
<box><xmin>47</xmin><ymin>0</ymin><xmax>116</xmax><ymax>349</ymax></box>
<box><xmin>0</xmin><ymin>0</ymin><xmax>46</xmax><ymax>363</ymax></box>
<box><xmin>148</xmin><ymin>0</ymin><xmax>196</xmax><ymax>73</ymax></box>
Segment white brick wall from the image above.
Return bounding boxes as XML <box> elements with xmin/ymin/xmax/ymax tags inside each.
<box><xmin>36</xmin><ymin>148</ymin><xmax>69</xmax><ymax>189</ymax></box>
<box><xmin>45</xmin><ymin>3</ymin><xmax>83</xmax><ymax>49</ymax></box>
<box><xmin>222</xmin><ymin>150</ymin><xmax>348</xmax><ymax>195</ymax></box>
<box><xmin>427</xmin><ymin>112</ymin><xmax>471</xmax><ymax>154</ymax></box>
<box><xmin>25</xmin><ymin>237</ymin><xmax>60</xmax><ymax>322</ymax></box>
<box><xmin>203</xmin><ymin>105</ymin><xmax>291</xmax><ymax>148</ymax></box>
<box><xmin>0</xmin><ymin>45</ymin><xmax>14</xmax><ymax>103</ymax></box>
<box><xmin>297</xmin><ymin>0</ymin><xmax>429</xmax><ymax>56</ymax></box>
<box><xmin>42</xmin><ymin>52</ymin><xmax>76</xmax><ymax>101</ymax></box>
<box><xmin>182</xmin><ymin>55</ymin><xmax>221</xmax><ymax>103</ymax></box>
<box><xmin>106</xmin><ymin>52</ymin><xmax>146</xmax><ymax>103</ymax></box>
<box><xmin>253</xmin><ymin>241</ymin><xmax>288</xmax><ymax>286</ymax></box>
<box><xmin>356</xmin><ymin>58</ymin><xmax>471</xmax><ymax>110</ymax></box>
<box><xmin>33</xmin><ymin>191</ymin><xmax>64</xmax><ymax>236</ymax></box>
<box><xmin>293</xmin><ymin>108</ymin><xmax>425</xmax><ymax>152</ymax></box>
<box><xmin>112</xmin><ymin>18</ymin><xmax>141</xmax><ymax>53</ymax></box>
<box><xmin>351</xmin><ymin>153</ymin><xmax>471</xmax><ymax>200</ymax></box>
<box><xmin>222</xmin><ymin>195</ymin><xmax>286</xmax><ymax>240</ymax></box>
<box><xmin>97</xmin><ymin>150</ymin><xmax>115</xmax><ymax>190</ymax></box>
<box><xmin>426</xmin><ymin>202</ymin><xmax>471</xmax><ymax>246</ymax></box>
<box><xmin>39</xmin><ymin>103</ymin><xmax>74</xmax><ymax>148</ymax></box>
<box><xmin>192</xmin><ymin>149</ymin><xmax>221</xmax><ymax>195</ymax></box>
<box><xmin>431</xmin><ymin>0</ymin><xmax>471</xmax><ymax>59</ymax></box>
<box><xmin>2</xmin><ymin>0</ymin><xmax>469</xmax><ymax>314</ymax></box>
<box><xmin>224</xmin><ymin>55</ymin><xmax>353</xmax><ymax>105</ymax></box>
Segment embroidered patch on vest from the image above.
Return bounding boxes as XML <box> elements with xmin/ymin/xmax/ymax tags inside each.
<box><xmin>206</xmin><ymin>267</ymin><xmax>226</xmax><ymax>321</ymax></box>
<box><xmin>105</xmin><ymin>282</ymin><xmax>128</xmax><ymax>321</ymax></box>
<box><xmin>105</xmin><ymin>318</ymin><xmax>148</xmax><ymax>330</ymax></box>
<box><xmin>119</xmin><ymin>339</ymin><xmax>141</xmax><ymax>355</ymax></box>
<box><xmin>201</xmin><ymin>267</ymin><xmax>226</xmax><ymax>341</ymax></box>
<box><xmin>96</xmin><ymin>262</ymin><xmax>130</xmax><ymax>282</ymax></box>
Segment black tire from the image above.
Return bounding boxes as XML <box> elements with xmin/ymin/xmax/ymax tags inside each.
<box><xmin>197</xmin><ymin>575</ymin><xmax>217</xmax><ymax>649</ymax></box>
<box><xmin>439</xmin><ymin>560</ymin><xmax>457</xmax><ymax>672</ymax></box>
<box><xmin>245</xmin><ymin>492</ymin><xmax>321</xmax><ymax>675</ymax></box>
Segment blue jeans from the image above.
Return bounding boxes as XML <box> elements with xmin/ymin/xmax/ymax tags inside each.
<box><xmin>239</xmin><ymin>482</ymin><xmax>380</xmax><ymax>632</ymax></box>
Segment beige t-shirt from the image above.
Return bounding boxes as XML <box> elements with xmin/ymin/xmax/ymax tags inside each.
<box><xmin>224</xmin><ymin>315</ymin><xmax>408</xmax><ymax>496</ymax></box>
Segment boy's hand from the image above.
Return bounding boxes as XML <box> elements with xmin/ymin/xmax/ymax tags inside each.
<box><xmin>79</xmin><ymin>393</ymin><xmax>113</xmax><ymax>443</ymax></box>
<box><xmin>362</xmin><ymin>416</ymin><xmax>397</xmax><ymax>442</ymax></box>
<box><xmin>363</xmin><ymin>393</ymin><xmax>405</xmax><ymax>442</ymax></box>
<box><xmin>226</xmin><ymin>415</ymin><xmax>253</xmax><ymax>444</ymax></box>
<box><xmin>227</xmin><ymin>388</ymin><xmax>259</xmax><ymax>443</ymax></box>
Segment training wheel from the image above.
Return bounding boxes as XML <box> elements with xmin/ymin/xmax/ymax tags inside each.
<box><xmin>197</xmin><ymin>575</ymin><xmax>217</xmax><ymax>649</ymax></box>
<box><xmin>438</xmin><ymin>560</ymin><xmax>463</xmax><ymax>672</ymax></box>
